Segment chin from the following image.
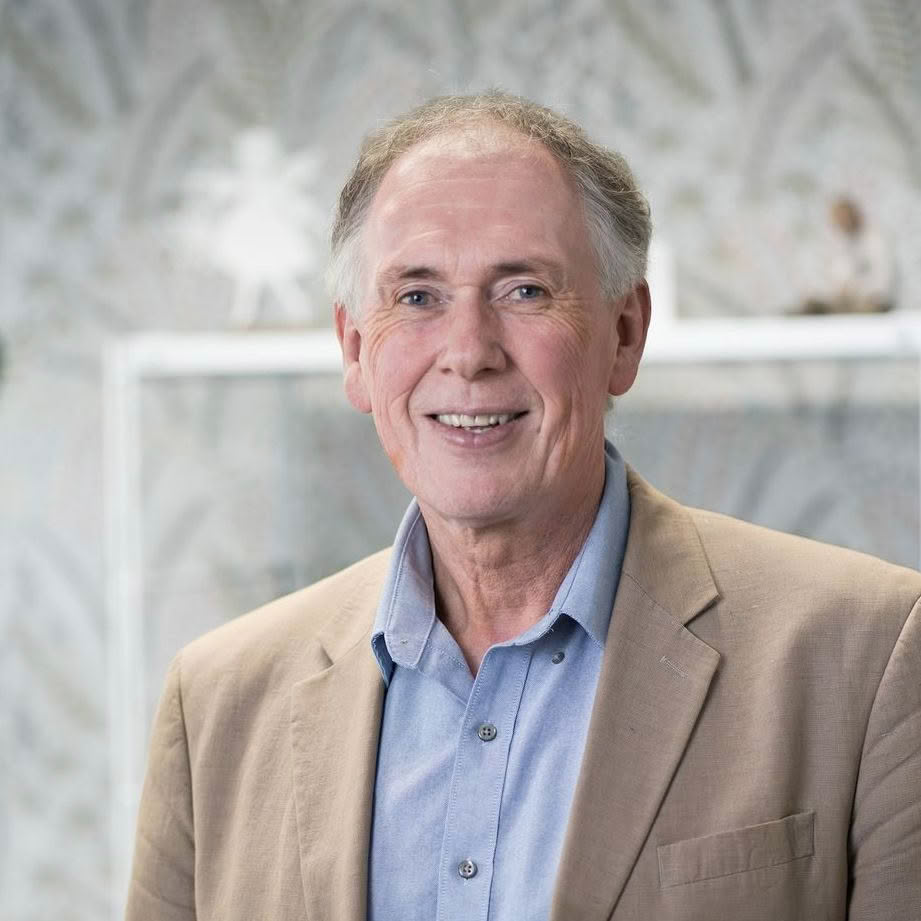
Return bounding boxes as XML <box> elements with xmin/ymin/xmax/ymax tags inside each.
<box><xmin>420</xmin><ymin>482</ymin><xmax>525</xmax><ymax>528</ymax></box>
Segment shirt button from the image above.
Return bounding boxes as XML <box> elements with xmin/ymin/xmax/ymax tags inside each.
<box><xmin>458</xmin><ymin>858</ymin><xmax>478</xmax><ymax>879</ymax></box>
<box><xmin>551</xmin><ymin>651</ymin><xmax>565</xmax><ymax>664</ymax></box>
<box><xmin>476</xmin><ymin>722</ymin><xmax>498</xmax><ymax>742</ymax></box>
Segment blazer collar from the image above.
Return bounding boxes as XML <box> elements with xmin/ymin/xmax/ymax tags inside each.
<box><xmin>316</xmin><ymin>550</ymin><xmax>391</xmax><ymax>661</ymax></box>
<box><xmin>550</xmin><ymin>469</ymin><xmax>722</xmax><ymax>921</ymax></box>
<box><xmin>290</xmin><ymin>552</ymin><xmax>389</xmax><ymax>921</ymax></box>
<box><xmin>619</xmin><ymin>468</ymin><xmax>720</xmax><ymax>624</ymax></box>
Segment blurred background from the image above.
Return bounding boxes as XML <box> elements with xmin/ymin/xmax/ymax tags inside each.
<box><xmin>2</xmin><ymin>1</ymin><xmax>921</xmax><ymax>918</ymax></box>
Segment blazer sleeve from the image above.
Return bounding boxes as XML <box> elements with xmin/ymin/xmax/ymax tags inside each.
<box><xmin>848</xmin><ymin>591</ymin><xmax>921</xmax><ymax>920</ymax></box>
<box><xmin>125</xmin><ymin>653</ymin><xmax>196</xmax><ymax>921</ymax></box>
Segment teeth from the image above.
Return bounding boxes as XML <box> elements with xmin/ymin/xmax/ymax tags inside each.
<box><xmin>435</xmin><ymin>412</ymin><xmax>517</xmax><ymax>429</ymax></box>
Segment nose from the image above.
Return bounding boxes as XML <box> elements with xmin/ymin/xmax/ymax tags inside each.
<box><xmin>437</xmin><ymin>291</ymin><xmax>507</xmax><ymax>380</ymax></box>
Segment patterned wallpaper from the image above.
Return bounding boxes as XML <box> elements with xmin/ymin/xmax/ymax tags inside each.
<box><xmin>2</xmin><ymin>1</ymin><xmax>920</xmax><ymax>918</ymax></box>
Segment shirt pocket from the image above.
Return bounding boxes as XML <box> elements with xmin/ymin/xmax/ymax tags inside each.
<box><xmin>657</xmin><ymin>811</ymin><xmax>815</xmax><ymax>889</ymax></box>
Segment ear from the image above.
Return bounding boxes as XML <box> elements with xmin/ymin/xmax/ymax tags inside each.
<box><xmin>334</xmin><ymin>302</ymin><xmax>372</xmax><ymax>414</ymax></box>
<box><xmin>608</xmin><ymin>280</ymin><xmax>651</xmax><ymax>397</ymax></box>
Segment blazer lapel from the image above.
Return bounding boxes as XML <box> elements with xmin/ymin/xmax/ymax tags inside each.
<box><xmin>550</xmin><ymin>472</ymin><xmax>722</xmax><ymax>921</ymax></box>
<box><xmin>290</xmin><ymin>564</ymin><xmax>387</xmax><ymax>921</ymax></box>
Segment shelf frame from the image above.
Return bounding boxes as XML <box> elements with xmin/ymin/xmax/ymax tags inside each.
<box><xmin>103</xmin><ymin>314</ymin><xmax>921</xmax><ymax>917</ymax></box>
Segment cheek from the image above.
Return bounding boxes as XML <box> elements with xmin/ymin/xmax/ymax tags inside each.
<box><xmin>361</xmin><ymin>317</ymin><xmax>423</xmax><ymax>409</ymax></box>
<box><xmin>360</xmin><ymin>322</ymin><xmax>430</xmax><ymax>476</ymax></box>
<box><xmin>362</xmin><ymin>307</ymin><xmax>406</xmax><ymax>353</ymax></box>
<box><xmin>367</xmin><ymin>384</ymin><xmax>409</xmax><ymax>479</ymax></box>
<box><xmin>518</xmin><ymin>321</ymin><xmax>609</xmax><ymax>413</ymax></box>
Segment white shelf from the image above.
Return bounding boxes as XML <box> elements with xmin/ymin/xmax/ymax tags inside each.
<box><xmin>115</xmin><ymin>313</ymin><xmax>921</xmax><ymax>380</ymax></box>
<box><xmin>645</xmin><ymin>313</ymin><xmax>921</xmax><ymax>363</ymax></box>
<box><xmin>115</xmin><ymin>329</ymin><xmax>342</xmax><ymax>377</ymax></box>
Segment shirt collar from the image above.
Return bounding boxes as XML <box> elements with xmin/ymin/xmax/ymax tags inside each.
<box><xmin>371</xmin><ymin>504</ymin><xmax>437</xmax><ymax>682</ymax></box>
<box><xmin>371</xmin><ymin>439</ymin><xmax>630</xmax><ymax>684</ymax></box>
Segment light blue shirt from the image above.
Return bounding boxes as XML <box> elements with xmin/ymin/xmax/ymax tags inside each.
<box><xmin>368</xmin><ymin>441</ymin><xmax>630</xmax><ymax>921</ymax></box>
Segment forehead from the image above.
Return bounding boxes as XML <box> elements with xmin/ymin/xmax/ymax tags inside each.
<box><xmin>364</xmin><ymin>130</ymin><xmax>588</xmax><ymax>274</ymax></box>
<box><xmin>373</xmin><ymin>129</ymin><xmax>578</xmax><ymax>214</ymax></box>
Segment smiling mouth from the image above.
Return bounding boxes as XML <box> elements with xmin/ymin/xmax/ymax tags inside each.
<box><xmin>431</xmin><ymin>411</ymin><xmax>527</xmax><ymax>432</ymax></box>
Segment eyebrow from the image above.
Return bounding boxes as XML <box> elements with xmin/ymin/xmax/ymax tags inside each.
<box><xmin>373</xmin><ymin>266</ymin><xmax>438</xmax><ymax>302</ymax></box>
<box><xmin>378</xmin><ymin>265</ymin><xmax>444</xmax><ymax>285</ymax></box>
<box><xmin>376</xmin><ymin>258</ymin><xmax>566</xmax><ymax>289</ymax></box>
<box><xmin>491</xmin><ymin>260</ymin><xmax>565</xmax><ymax>284</ymax></box>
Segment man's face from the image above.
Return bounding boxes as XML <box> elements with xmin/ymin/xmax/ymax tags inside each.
<box><xmin>336</xmin><ymin>132</ymin><xmax>648</xmax><ymax>531</ymax></box>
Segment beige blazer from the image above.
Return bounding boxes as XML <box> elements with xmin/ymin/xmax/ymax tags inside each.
<box><xmin>126</xmin><ymin>471</ymin><xmax>921</xmax><ymax>920</ymax></box>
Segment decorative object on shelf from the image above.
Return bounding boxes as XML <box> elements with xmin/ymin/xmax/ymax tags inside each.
<box><xmin>174</xmin><ymin>130</ymin><xmax>326</xmax><ymax>328</ymax></box>
<box><xmin>798</xmin><ymin>196</ymin><xmax>894</xmax><ymax>315</ymax></box>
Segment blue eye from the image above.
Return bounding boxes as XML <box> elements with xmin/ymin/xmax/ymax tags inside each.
<box><xmin>513</xmin><ymin>284</ymin><xmax>546</xmax><ymax>299</ymax></box>
<box><xmin>399</xmin><ymin>290</ymin><xmax>433</xmax><ymax>307</ymax></box>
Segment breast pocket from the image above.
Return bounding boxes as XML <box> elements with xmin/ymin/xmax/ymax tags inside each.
<box><xmin>657</xmin><ymin>811</ymin><xmax>815</xmax><ymax>889</ymax></box>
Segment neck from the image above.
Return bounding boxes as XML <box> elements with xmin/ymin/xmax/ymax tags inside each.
<box><xmin>421</xmin><ymin>463</ymin><xmax>605</xmax><ymax>674</ymax></box>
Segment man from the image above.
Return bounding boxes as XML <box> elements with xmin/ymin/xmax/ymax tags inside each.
<box><xmin>127</xmin><ymin>93</ymin><xmax>921</xmax><ymax>920</ymax></box>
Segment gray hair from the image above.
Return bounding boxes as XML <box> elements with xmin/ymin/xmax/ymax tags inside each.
<box><xmin>327</xmin><ymin>91</ymin><xmax>652</xmax><ymax>315</ymax></box>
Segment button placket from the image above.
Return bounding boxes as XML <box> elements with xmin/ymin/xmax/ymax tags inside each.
<box><xmin>438</xmin><ymin>646</ymin><xmax>531</xmax><ymax>918</ymax></box>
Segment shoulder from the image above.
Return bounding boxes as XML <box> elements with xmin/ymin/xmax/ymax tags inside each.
<box><xmin>624</xmin><ymin>468</ymin><xmax>921</xmax><ymax>633</ymax></box>
<box><xmin>688</xmin><ymin>505</ymin><xmax>921</xmax><ymax>627</ymax></box>
<box><xmin>176</xmin><ymin>548</ymin><xmax>391</xmax><ymax>694</ymax></box>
